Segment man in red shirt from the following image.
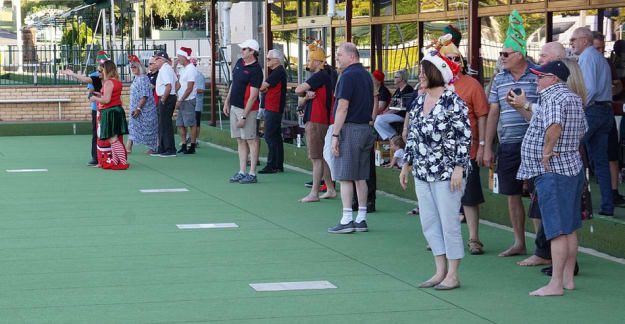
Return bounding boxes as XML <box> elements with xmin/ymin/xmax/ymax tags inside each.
<box><xmin>259</xmin><ymin>49</ymin><xmax>287</xmax><ymax>173</ymax></box>
<box><xmin>295</xmin><ymin>43</ymin><xmax>337</xmax><ymax>202</ymax></box>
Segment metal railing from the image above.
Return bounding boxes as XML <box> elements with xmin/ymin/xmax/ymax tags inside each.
<box><xmin>0</xmin><ymin>44</ymin><xmax>166</xmax><ymax>86</ymax></box>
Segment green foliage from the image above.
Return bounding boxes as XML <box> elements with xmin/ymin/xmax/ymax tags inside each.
<box><xmin>146</xmin><ymin>0</ymin><xmax>191</xmax><ymax>29</ymax></box>
<box><xmin>21</xmin><ymin>0</ymin><xmax>83</xmax><ymax>24</ymax></box>
<box><xmin>61</xmin><ymin>21</ymin><xmax>95</xmax><ymax>48</ymax></box>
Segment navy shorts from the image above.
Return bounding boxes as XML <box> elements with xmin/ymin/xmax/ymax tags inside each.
<box><xmin>195</xmin><ymin>111</ymin><xmax>202</xmax><ymax>127</ymax></box>
<box><xmin>535</xmin><ymin>170</ymin><xmax>584</xmax><ymax>240</ymax></box>
<box><xmin>461</xmin><ymin>159</ymin><xmax>485</xmax><ymax>206</ymax></box>
<box><xmin>496</xmin><ymin>143</ymin><xmax>523</xmax><ymax>196</ymax></box>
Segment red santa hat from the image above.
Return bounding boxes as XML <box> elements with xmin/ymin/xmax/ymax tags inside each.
<box><xmin>421</xmin><ymin>34</ymin><xmax>461</xmax><ymax>89</ymax></box>
<box><xmin>176</xmin><ymin>47</ymin><xmax>192</xmax><ymax>59</ymax></box>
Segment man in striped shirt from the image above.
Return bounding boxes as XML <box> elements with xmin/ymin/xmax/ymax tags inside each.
<box><xmin>484</xmin><ymin>47</ymin><xmax>539</xmax><ymax>258</ymax></box>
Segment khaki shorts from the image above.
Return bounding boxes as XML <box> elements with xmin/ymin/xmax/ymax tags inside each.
<box><xmin>305</xmin><ymin>121</ymin><xmax>329</xmax><ymax>159</ymax></box>
<box><xmin>230</xmin><ymin>106</ymin><xmax>258</xmax><ymax>139</ymax></box>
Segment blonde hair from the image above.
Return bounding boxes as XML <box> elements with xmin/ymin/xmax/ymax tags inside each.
<box><xmin>101</xmin><ymin>60</ymin><xmax>119</xmax><ymax>80</ymax></box>
<box><xmin>560</xmin><ymin>57</ymin><xmax>587</xmax><ymax>106</ymax></box>
<box><xmin>390</xmin><ymin>135</ymin><xmax>405</xmax><ymax>149</ymax></box>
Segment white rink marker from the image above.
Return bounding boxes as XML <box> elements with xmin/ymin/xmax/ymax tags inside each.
<box><xmin>6</xmin><ymin>169</ymin><xmax>48</xmax><ymax>173</ymax></box>
<box><xmin>249</xmin><ymin>281</ymin><xmax>337</xmax><ymax>292</ymax></box>
<box><xmin>140</xmin><ymin>188</ymin><xmax>189</xmax><ymax>193</ymax></box>
<box><xmin>176</xmin><ymin>223</ymin><xmax>239</xmax><ymax>229</ymax></box>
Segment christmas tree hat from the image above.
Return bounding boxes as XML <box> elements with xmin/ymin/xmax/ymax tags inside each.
<box><xmin>503</xmin><ymin>10</ymin><xmax>527</xmax><ymax>56</ymax></box>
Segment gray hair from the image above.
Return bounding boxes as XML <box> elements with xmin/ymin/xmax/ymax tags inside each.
<box><xmin>544</xmin><ymin>42</ymin><xmax>566</xmax><ymax>59</ymax></box>
<box><xmin>340</xmin><ymin>42</ymin><xmax>360</xmax><ymax>59</ymax></box>
<box><xmin>395</xmin><ymin>69</ymin><xmax>409</xmax><ymax>82</ymax></box>
<box><xmin>131</xmin><ymin>61</ymin><xmax>147</xmax><ymax>75</ymax></box>
<box><xmin>575</xmin><ymin>27</ymin><xmax>593</xmax><ymax>41</ymax></box>
<box><xmin>267</xmin><ymin>49</ymin><xmax>284</xmax><ymax>65</ymax></box>
<box><xmin>592</xmin><ymin>31</ymin><xmax>605</xmax><ymax>42</ymax></box>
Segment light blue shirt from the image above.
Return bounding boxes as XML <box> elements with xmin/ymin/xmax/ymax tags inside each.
<box><xmin>578</xmin><ymin>46</ymin><xmax>612</xmax><ymax>105</ymax></box>
<box><xmin>88</xmin><ymin>71</ymin><xmax>99</xmax><ymax>111</ymax></box>
<box><xmin>488</xmin><ymin>61</ymin><xmax>539</xmax><ymax>144</ymax></box>
<box><xmin>195</xmin><ymin>72</ymin><xmax>206</xmax><ymax>112</ymax></box>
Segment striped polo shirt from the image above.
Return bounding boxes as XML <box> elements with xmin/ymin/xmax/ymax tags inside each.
<box><xmin>488</xmin><ymin>63</ymin><xmax>539</xmax><ymax>144</ymax></box>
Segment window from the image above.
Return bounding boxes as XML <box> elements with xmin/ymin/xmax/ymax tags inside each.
<box><xmin>395</xmin><ymin>0</ymin><xmax>417</xmax><ymax>15</ymax></box>
<box><xmin>373</xmin><ymin>0</ymin><xmax>392</xmax><ymax>17</ymax></box>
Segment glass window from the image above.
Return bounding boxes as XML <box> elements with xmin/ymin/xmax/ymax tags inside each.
<box><xmin>272</xmin><ymin>30</ymin><xmax>298</xmax><ymax>82</ymax></box>
<box><xmin>270</xmin><ymin>0</ymin><xmax>283</xmax><ymax>26</ymax></box>
<box><xmin>304</xmin><ymin>0</ymin><xmax>326</xmax><ymax>17</ymax></box>
<box><xmin>379</xmin><ymin>22</ymin><xmax>419</xmax><ymax>81</ymax></box>
<box><xmin>420</xmin><ymin>0</ymin><xmax>444</xmax><ymax>13</ymax></box>
<box><xmin>373</xmin><ymin>0</ymin><xmax>392</xmax><ymax>17</ymax></box>
<box><xmin>352</xmin><ymin>26</ymin><xmax>372</xmax><ymax>67</ymax></box>
<box><xmin>284</xmin><ymin>0</ymin><xmax>297</xmax><ymax>24</ymax></box>
<box><xmin>479</xmin><ymin>0</ymin><xmax>508</xmax><ymax>7</ymax></box>
<box><xmin>353</xmin><ymin>0</ymin><xmax>371</xmax><ymax>18</ymax></box>
<box><xmin>396</xmin><ymin>0</ymin><xmax>417</xmax><ymax>15</ymax></box>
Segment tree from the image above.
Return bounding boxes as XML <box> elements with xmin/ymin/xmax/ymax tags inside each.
<box><xmin>146</xmin><ymin>0</ymin><xmax>191</xmax><ymax>29</ymax></box>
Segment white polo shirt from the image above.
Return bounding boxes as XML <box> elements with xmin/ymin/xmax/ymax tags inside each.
<box><xmin>155</xmin><ymin>62</ymin><xmax>177</xmax><ymax>96</ymax></box>
<box><xmin>177</xmin><ymin>63</ymin><xmax>199</xmax><ymax>101</ymax></box>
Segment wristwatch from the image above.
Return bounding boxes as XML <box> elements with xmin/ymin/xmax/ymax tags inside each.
<box><xmin>479</xmin><ymin>141</ymin><xmax>485</xmax><ymax>146</ymax></box>
<box><xmin>524</xmin><ymin>102</ymin><xmax>532</xmax><ymax>111</ymax></box>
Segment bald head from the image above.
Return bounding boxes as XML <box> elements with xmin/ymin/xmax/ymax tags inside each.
<box><xmin>538</xmin><ymin>42</ymin><xmax>566</xmax><ymax>65</ymax></box>
<box><xmin>336</xmin><ymin>42</ymin><xmax>360</xmax><ymax>69</ymax></box>
<box><xmin>570</xmin><ymin>27</ymin><xmax>593</xmax><ymax>55</ymax></box>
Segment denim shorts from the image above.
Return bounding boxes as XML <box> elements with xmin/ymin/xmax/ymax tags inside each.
<box><xmin>535</xmin><ymin>170</ymin><xmax>585</xmax><ymax>240</ymax></box>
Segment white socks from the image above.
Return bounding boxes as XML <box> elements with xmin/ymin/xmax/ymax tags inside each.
<box><xmin>340</xmin><ymin>208</ymin><xmax>353</xmax><ymax>225</ymax></box>
<box><xmin>355</xmin><ymin>207</ymin><xmax>367</xmax><ymax>223</ymax></box>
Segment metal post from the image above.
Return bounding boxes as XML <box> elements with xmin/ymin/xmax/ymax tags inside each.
<box><xmin>346</xmin><ymin>0</ymin><xmax>352</xmax><ymax>42</ymax></box>
<box><xmin>418</xmin><ymin>22</ymin><xmax>424</xmax><ymax>61</ymax></box>
<box><xmin>210</xmin><ymin>0</ymin><xmax>217</xmax><ymax>127</ymax></box>
<box><xmin>546</xmin><ymin>12</ymin><xmax>553</xmax><ymax>43</ymax></box>
<box><xmin>142</xmin><ymin>0</ymin><xmax>146</xmax><ymax>49</ymax></box>
<box><xmin>468</xmin><ymin>0</ymin><xmax>480</xmax><ymax>79</ymax></box>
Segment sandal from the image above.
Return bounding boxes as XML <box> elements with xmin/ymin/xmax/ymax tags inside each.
<box><xmin>467</xmin><ymin>239</ymin><xmax>484</xmax><ymax>255</ymax></box>
<box><xmin>407</xmin><ymin>208</ymin><xmax>419</xmax><ymax>215</ymax></box>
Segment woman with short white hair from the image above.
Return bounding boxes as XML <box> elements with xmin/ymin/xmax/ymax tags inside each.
<box><xmin>127</xmin><ymin>55</ymin><xmax>159</xmax><ymax>154</ymax></box>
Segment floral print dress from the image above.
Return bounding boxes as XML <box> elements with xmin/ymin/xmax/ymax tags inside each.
<box><xmin>128</xmin><ymin>74</ymin><xmax>158</xmax><ymax>151</ymax></box>
<box><xmin>404</xmin><ymin>89</ymin><xmax>472</xmax><ymax>182</ymax></box>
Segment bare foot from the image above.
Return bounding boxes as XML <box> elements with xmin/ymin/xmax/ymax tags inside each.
<box><xmin>298</xmin><ymin>194</ymin><xmax>320</xmax><ymax>203</ymax></box>
<box><xmin>319</xmin><ymin>191</ymin><xmax>337</xmax><ymax>199</ymax></box>
<box><xmin>92</xmin><ymin>164</ymin><xmax>101</xmax><ymax>168</ymax></box>
<box><xmin>144</xmin><ymin>150</ymin><xmax>154</xmax><ymax>154</ymax></box>
<box><xmin>517</xmin><ymin>255</ymin><xmax>552</xmax><ymax>266</ymax></box>
<box><xmin>499</xmin><ymin>246</ymin><xmax>527</xmax><ymax>257</ymax></box>
<box><xmin>438</xmin><ymin>277</ymin><xmax>460</xmax><ymax>288</ymax></box>
<box><xmin>529</xmin><ymin>284</ymin><xmax>563</xmax><ymax>296</ymax></box>
<box><xmin>563</xmin><ymin>281</ymin><xmax>575</xmax><ymax>290</ymax></box>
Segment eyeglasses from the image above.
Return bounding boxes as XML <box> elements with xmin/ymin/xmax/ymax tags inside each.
<box><xmin>130</xmin><ymin>66</ymin><xmax>138</xmax><ymax>69</ymax></box>
<box><xmin>499</xmin><ymin>51</ymin><xmax>517</xmax><ymax>58</ymax></box>
<box><xmin>266</xmin><ymin>57</ymin><xmax>275</xmax><ymax>61</ymax></box>
<box><xmin>446</xmin><ymin>56</ymin><xmax>461</xmax><ymax>62</ymax></box>
<box><xmin>97</xmin><ymin>70</ymin><xmax>103</xmax><ymax>73</ymax></box>
<box><xmin>569</xmin><ymin>38</ymin><xmax>577</xmax><ymax>42</ymax></box>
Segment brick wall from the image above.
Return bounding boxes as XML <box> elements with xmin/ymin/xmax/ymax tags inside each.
<box><xmin>0</xmin><ymin>85</ymin><xmax>130</xmax><ymax>122</ymax></box>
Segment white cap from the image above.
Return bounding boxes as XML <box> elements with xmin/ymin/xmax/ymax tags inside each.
<box><xmin>239</xmin><ymin>39</ymin><xmax>260</xmax><ymax>53</ymax></box>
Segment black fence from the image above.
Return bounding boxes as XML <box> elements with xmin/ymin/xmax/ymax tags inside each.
<box><xmin>0</xmin><ymin>44</ymin><xmax>166</xmax><ymax>86</ymax></box>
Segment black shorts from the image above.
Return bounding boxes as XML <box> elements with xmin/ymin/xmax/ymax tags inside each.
<box><xmin>462</xmin><ymin>159</ymin><xmax>485</xmax><ymax>206</ymax></box>
<box><xmin>608</xmin><ymin>118</ymin><xmax>618</xmax><ymax>161</ymax></box>
<box><xmin>497</xmin><ymin>142</ymin><xmax>523</xmax><ymax>196</ymax></box>
<box><xmin>195</xmin><ymin>111</ymin><xmax>202</xmax><ymax>127</ymax></box>
<box><xmin>527</xmin><ymin>179</ymin><xmax>542</xmax><ymax>219</ymax></box>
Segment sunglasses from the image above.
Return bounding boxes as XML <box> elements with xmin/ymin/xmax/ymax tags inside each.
<box><xmin>446</xmin><ymin>56</ymin><xmax>461</xmax><ymax>62</ymax></box>
<box><xmin>499</xmin><ymin>51</ymin><xmax>517</xmax><ymax>58</ymax></box>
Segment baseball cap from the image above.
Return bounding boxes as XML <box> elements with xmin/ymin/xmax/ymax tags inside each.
<box><xmin>153</xmin><ymin>50</ymin><xmax>170</xmax><ymax>61</ymax></box>
<box><xmin>239</xmin><ymin>39</ymin><xmax>260</xmax><ymax>52</ymax></box>
<box><xmin>530</xmin><ymin>60</ymin><xmax>570</xmax><ymax>82</ymax></box>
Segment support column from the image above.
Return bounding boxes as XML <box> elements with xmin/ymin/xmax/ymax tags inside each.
<box><xmin>370</xmin><ymin>25</ymin><xmax>375</xmax><ymax>71</ymax></box>
<box><xmin>331</xmin><ymin>27</ymin><xmax>336</xmax><ymax>67</ymax></box>
<box><xmin>418</xmin><ymin>21</ymin><xmax>424</xmax><ymax>61</ymax></box>
<box><xmin>597</xmin><ymin>9</ymin><xmax>604</xmax><ymax>35</ymax></box>
<box><xmin>468</xmin><ymin>0</ymin><xmax>480</xmax><ymax>77</ymax></box>
<box><xmin>210</xmin><ymin>0</ymin><xmax>217</xmax><ymax>127</ymax></box>
<box><xmin>546</xmin><ymin>12</ymin><xmax>553</xmax><ymax>43</ymax></box>
<box><xmin>346</xmin><ymin>0</ymin><xmax>352</xmax><ymax>42</ymax></box>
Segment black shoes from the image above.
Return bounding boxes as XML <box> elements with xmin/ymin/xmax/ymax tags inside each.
<box><xmin>259</xmin><ymin>166</ymin><xmax>278</xmax><ymax>174</ymax></box>
<box><xmin>87</xmin><ymin>159</ymin><xmax>98</xmax><ymax>166</ymax></box>
<box><xmin>541</xmin><ymin>262</ymin><xmax>579</xmax><ymax>276</ymax></box>
<box><xmin>186</xmin><ymin>143</ymin><xmax>196</xmax><ymax>154</ymax></box>
<box><xmin>599</xmin><ymin>211</ymin><xmax>614</xmax><ymax>216</ymax></box>
<box><xmin>177</xmin><ymin>144</ymin><xmax>188</xmax><ymax>154</ymax></box>
<box><xmin>613</xmin><ymin>191</ymin><xmax>625</xmax><ymax>207</ymax></box>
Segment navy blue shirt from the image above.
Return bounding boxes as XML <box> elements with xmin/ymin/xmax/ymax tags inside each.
<box><xmin>261</xmin><ymin>65</ymin><xmax>287</xmax><ymax>113</ymax></box>
<box><xmin>333</xmin><ymin>63</ymin><xmax>373</xmax><ymax>124</ymax></box>
<box><xmin>230</xmin><ymin>58</ymin><xmax>263</xmax><ymax>110</ymax></box>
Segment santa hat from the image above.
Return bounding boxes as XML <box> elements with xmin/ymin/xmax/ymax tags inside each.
<box><xmin>421</xmin><ymin>34</ymin><xmax>461</xmax><ymax>89</ymax></box>
<box><xmin>372</xmin><ymin>70</ymin><xmax>385</xmax><ymax>83</ymax></box>
<box><xmin>176</xmin><ymin>47</ymin><xmax>192</xmax><ymax>59</ymax></box>
<box><xmin>96</xmin><ymin>51</ymin><xmax>110</xmax><ymax>63</ymax></box>
<box><xmin>127</xmin><ymin>55</ymin><xmax>140</xmax><ymax>64</ymax></box>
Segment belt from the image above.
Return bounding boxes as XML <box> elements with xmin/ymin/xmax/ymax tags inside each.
<box><xmin>590</xmin><ymin>101</ymin><xmax>611</xmax><ymax>106</ymax></box>
<box><xmin>158</xmin><ymin>95</ymin><xmax>177</xmax><ymax>100</ymax></box>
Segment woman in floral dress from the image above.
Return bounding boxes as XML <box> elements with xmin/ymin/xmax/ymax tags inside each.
<box><xmin>400</xmin><ymin>41</ymin><xmax>471</xmax><ymax>291</ymax></box>
<box><xmin>127</xmin><ymin>55</ymin><xmax>158</xmax><ymax>154</ymax></box>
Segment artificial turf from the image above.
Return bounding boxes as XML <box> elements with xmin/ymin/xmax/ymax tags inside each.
<box><xmin>1</xmin><ymin>135</ymin><xmax>624</xmax><ymax>323</ymax></box>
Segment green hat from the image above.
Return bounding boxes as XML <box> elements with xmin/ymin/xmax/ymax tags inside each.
<box><xmin>443</xmin><ymin>25</ymin><xmax>461</xmax><ymax>47</ymax></box>
<box><xmin>503</xmin><ymin>10</ymin><xmax>527</xmax><ymax>56</ymax></box>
